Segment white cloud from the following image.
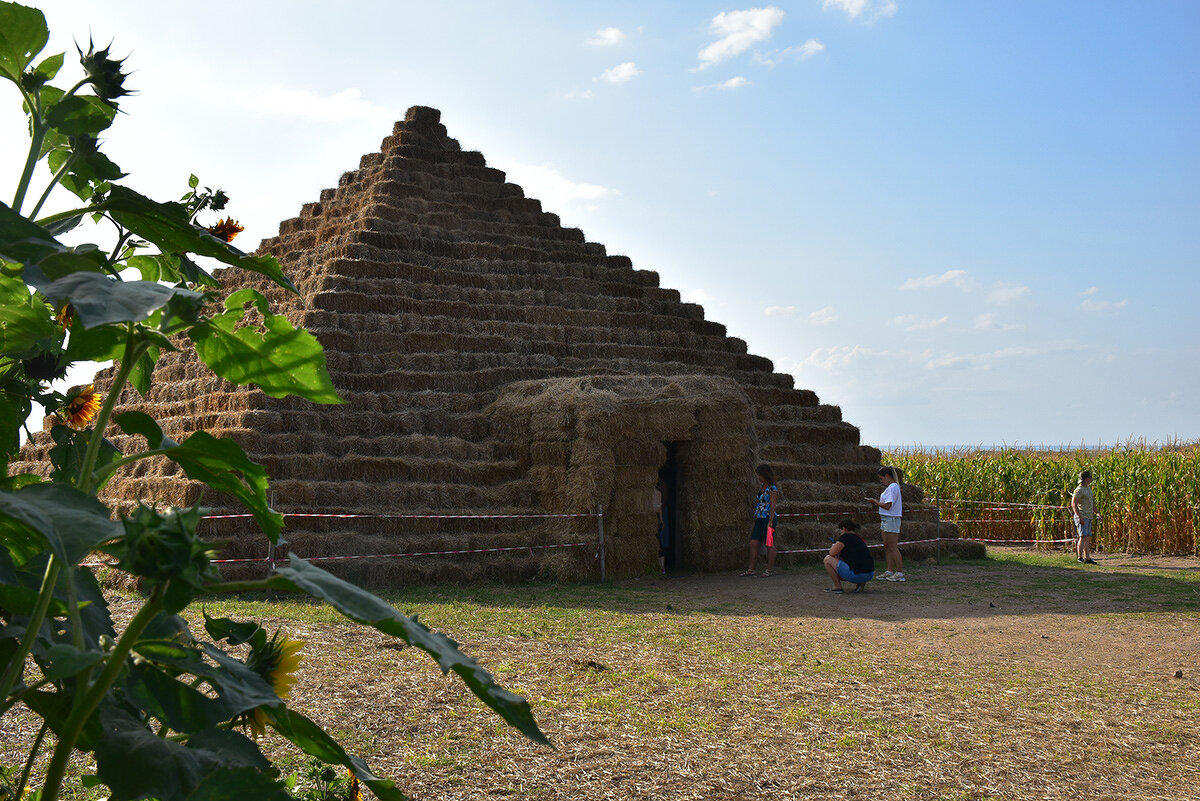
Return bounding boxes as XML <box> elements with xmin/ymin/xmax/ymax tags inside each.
<box><xmin>682</xmin><ymin>288</ymin><xmax>716</xmax><ymax>306</ymax></box>
<box><xmin>496</xmin><ymin>162</ymin><xmax>614</xmax><ymax>211</ymax></box>
<box><xmin>810</xmin><ymin>306</ymin><xmax>837</xmax><ymax>325</ymax></box>
<box><xmin>891</xmin><ymin>314</ymin><xmax>948</xmax><ymax>331</ymax></box>
<box><xmin>587</xmin><ymin>27</ymin><xmax>626</xmax><ymax>47</ymax></box>
<box><xmin>696</xmin><ymin>7</ymin><xmax>786</xmax><ymax>70</ymax></box>
<box><xmin>754</xmin><ymin>39</ymin><xmax>825</xmax><ymax>66</ymax></box>
<box><xmin>765</xmin><ymin>305</ymin><xmax>795</xmax><ymax>316</ymax></box>
<box><xmin>974</xmin><ymin>312</ymin><xmax>1022</xmax><ymax>332</ymax></box>
<box><xmin>231</xmin><ymin>86</ymin><xmax>389</xmax><ymax>122</ymax></box>
<box><xmin>694</xmin><ymin>76</ymin><xmax>752</xmax><ymax>92</ymax></box>
<box><xmin>924</xmin><ymin>343</ymin><xmax>1080</xmax><ymax>371</ymax></box>
<box><xmin>563</xmin><ymin>88</ymin><xmax>595</xmax><ymax>101</ymax></box>
<box><xmin>900</xmin><ymin>269</ymin><xmax>970</xmax><ymax>291</ymax></box>
<box><xmin>823</xmin><ymin>0</ymin><xmax>898</xmax><ymax>21</ymax></box>
<box><xmin>986</xmin><ymin>282</ymin><xmax>1031</xmax><ymax>305</ymax></box>
<box><xmin>802</xmin><ymin>344</ymin><xmax>882</xmax><ymax>371</ymax></box>
<box><xmin>1079</xmin><ymin>297</ymin><xmax>1128</xmax><ymax>314</ymax></box>
<box><xmin>597</xmin><ymin>62</ymin><xmax>640</xmax><ymax>84</ymax></box>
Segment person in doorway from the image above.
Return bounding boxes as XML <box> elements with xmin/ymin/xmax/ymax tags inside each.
<box><xmin>742</xmin><ymin>464</ymin><xmax>778</xmax><ymax>577</ymax></box>
<box><xmin>1070</xmin><ymin>469</ymin><xmax>1096</xmax><ymax>564</ymax></box>
<box><xmin>867</xmin><ymin>466</ymin><xmax>905</xmax><ymax>582</ymax></box>
<box><xmin>653</xmin><ymin>479</ymin><xmax>669</xmax><ymax>575</ymax></box>
<box><xmin>823</xmin><ymin>519</ymin><xmax>875</xmax><ymax>593</ymax></box>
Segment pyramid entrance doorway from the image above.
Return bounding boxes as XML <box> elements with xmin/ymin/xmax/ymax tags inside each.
<box><xmin>488</xmin><ymin>374</ymin><xmax>755</xmax><ymax>577</ymax></box>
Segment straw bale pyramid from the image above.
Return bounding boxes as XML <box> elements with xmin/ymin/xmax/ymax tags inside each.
<box><xmin>15</xmin><ymin>106</ymin><xmax>950</xmax><ymax>582</ymax></box>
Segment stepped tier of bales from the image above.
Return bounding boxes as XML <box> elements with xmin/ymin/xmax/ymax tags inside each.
<box><xmin>13</xmin><ymin>106</ymin><xmax>965</xmax><ymax>583</ymax></box>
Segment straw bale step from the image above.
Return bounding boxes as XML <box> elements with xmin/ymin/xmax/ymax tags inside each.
<box><xmin>310</xmin><ymin>316</ymin><xmax>744</xmax><ymax>361</ymax></box>
<box><xmin>755</xmin><ymin>404</ymin><xmax>842</xmax><ymax>423</ymax></box>
<box><xmin>268</xmin><ymin>479</ymin><xmax>540</xmax><ymax>510</ymax></box>
<box><xmin>743</xmin><ymin>386</ymin><xmax>821</xmax><ymax>408</ymax></box>
<box><xmin>770</xmin><ymin>463</ymin><xmax>882</xmax><ymax>485</ymax></box>
<box><xmin>753</xmin><ymin>420</ymin><xmax>861</xmax><ymax>447</ymax></box>
<box><xmin>255</xmin><ymin>453</ymin><xmax>523</xmax><ymax>485</ymax></box>
<box><xmin>774</xmin><ymin>480</ymin><xmax>878</xmax><ymax>503</ymax></box>
<box><xmin>313</xmin><ymin>264</ymin><xmax>677</xmax><ymax>308</ymax></box>
<box><xmin>756</xmin><ymin>442</ymin><xmax>881</xmax><ymax>465</ymax></box>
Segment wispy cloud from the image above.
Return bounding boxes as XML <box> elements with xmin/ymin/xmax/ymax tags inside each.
<box><xmin>232</xmin><ymin>86</ymin><xmax>389</xmax><ymax>122</ymax></box>
<box><xmin>891</xmin><ymin>314</ymin><xmax>948</xmax><ymax>331</ymax></box>
<box><xmin>900</xmin><ymin>269</ymin><xmax>969</xmax><ymax>291</ymax></box>
<box><xmin>597</xmin><ymin>62</ymin><xmax>640</xmax><ymax>84</ymax></box>
<box><xmin>1079</xmin><ymin>298</ymin><xmax>1128</xmax><ymax>314</ymax></box>
<box><xmin>696</xmin><ymin>7</ymin><xmax>786</xmax><ymax>70</ymax></box>
<box><xmin>496</xmin><ymin>162</ymin><xmax>614</xmax><ymax>211</ymax></box>
<box><xmin>586</xmin><ymin>27</ymin><xmax>626</xmax><ymax>47</ymax></box>
<box><xmin>810</xmin><ymin>306</ymin><xmax>837</xmax><ymax>325</ymax></box>
<box><xmin>694</xmin><ymin>76</ymin><xmax>752</xmax><ymax>92</ymax></box>
<box><xmin>974</xmin><ymin>312</ymin><xmax>1022</xmax><ymax>331</ymax></box>
<box><xmin>563</xmin><ymin>88</ymin><xmax>595</xmax><ymax>101</ymax></box>
<box><xmin>986</xmin><ymin>282</ymin><xmax>1031</xmax><ymax>305</ymax></box>
<box><xmin>682</xmin><ymin>287</ymin><xmax>717</xmax><ymax>307</ymax></box>
<box><xmin>823</xmin><ymin>0</ymin><xmax>898</xmax><ymax>21</ymax></box>
<box><xmin>924</xmin><ymin>343</ymin><xmax>1079</xmax><ymax>371</ymax></box>
<box><xmin>765</xmin><ymin>305</ymin><xmax>796</xmax><ymax>316</ymax></box>
<box><xmin>802</xmin><ymin>344</ymin><xmax>883</xmax><ymax>371</ymax></box>
<box><xmin>754</xmin><ymin>39</ymin><xmax>825</xmax><ymax>66</ymax></box>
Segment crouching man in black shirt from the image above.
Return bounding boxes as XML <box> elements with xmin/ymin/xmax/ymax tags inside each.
<box><xmin>823</xmin><ymin>519</ymin><xmax>875</xmax><ymax>593</ymax></box>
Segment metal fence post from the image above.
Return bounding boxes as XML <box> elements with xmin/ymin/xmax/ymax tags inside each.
<box><xmin>934</xmin><ymin>490</ymin><xmax>942</xmax><ymax>564</ymax></box>
<box><xmin>597</xmin><ymin>505</ymin><xmax>606</xmax><ymax>583</ymax></box>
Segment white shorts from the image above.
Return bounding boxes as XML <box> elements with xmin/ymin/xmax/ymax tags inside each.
<box><xmin>880</xmin><ymin>515</ymin><xmax>901</xmax><ymax>534</ymax></box>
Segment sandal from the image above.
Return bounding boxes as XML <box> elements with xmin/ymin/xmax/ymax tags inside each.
<box><xmin>739</xmin><ymin>570</ymin><xmax>756</xmax><ymax>577</ymax></box>
<box><xmin>823</xmin><ymin>587</ymin><xmax>844</xmax><ymax>593</ymax></box>
<box><xmin>759</xmin><ymin>570</ymin><xmax>774</xmax><ymax>577</ymax></box>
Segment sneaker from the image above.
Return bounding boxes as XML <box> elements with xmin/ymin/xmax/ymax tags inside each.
<box><xmin>1077</xmin><ymin>557</ymin><xmax>1086</xmax><ymax>563</ymax></box>
<box><xmin>879</xmin><ymin>570</ymin><xmax>895</xmax><ymax>580</ymax></box>
<box><xmin>1083</xmin><ymin>558</ymin><xmax>1097</xmax><ymax>564</ymax></box>
<box><xmin>886</xmin><ymin>572</ymin><xmax>906</xmax><ymax>582</ymax></box>
<box><xmin>823</xmin><ymin>587</ymin><xmax>844</xmax><ymax>593</ymax></box>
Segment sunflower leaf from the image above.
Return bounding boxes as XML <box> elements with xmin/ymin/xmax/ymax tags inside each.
<box><xmin>101</xmin><ymin>186</ymin><xmax>297</xmax><ymax>292</ymax></box>
<box><xmin>268</xmin><ymin>557</ymin><xmax>551</xmax><ymax>747</ymax></box>
<box><xmin>0</xmin><ymin>1</ymin><xmax>48</xmax><ymax>83</ymax></box>
<box><xmin>189</xmin><ymin>288</ymin><xmax>341</xmax><ymax>404</ymax></box>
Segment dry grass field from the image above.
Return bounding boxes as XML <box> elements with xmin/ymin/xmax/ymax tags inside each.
<box><xmin>4</xmin><ymin>549</ymin><xmax>1198</xmax><ymax>800</ymax></box>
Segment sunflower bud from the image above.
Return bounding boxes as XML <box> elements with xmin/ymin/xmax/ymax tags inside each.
<box><xmin>77</xmin><ymin>37</ymin><xmax>132</xmax><ymax>105</ymax></box>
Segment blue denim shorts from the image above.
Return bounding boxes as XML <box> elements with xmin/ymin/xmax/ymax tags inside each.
<box><xmin>836</xmin><ymin>560</ymin><xmax>874</xmax><ymax>585</ymax></box>
<box><xmin>1074</xmin><ymin>516</ymin><xmax>1093</xmax><ymax>538</ymax></box>
<box><xmin>880</xmin><ymin>515</ymin><xmax>901</xmax><ymax>534</ymax></box>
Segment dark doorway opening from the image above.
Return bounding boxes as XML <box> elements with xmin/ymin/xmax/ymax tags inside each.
<box><xmin>659</xmin><ymin>443</ymin><xmax>681</xmax><ymax>572</ymax></box>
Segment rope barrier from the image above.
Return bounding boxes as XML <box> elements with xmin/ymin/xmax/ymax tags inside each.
<box><xmin>201</xmin><ymin>511</ymin><xmax>595</xmax><ymax>521</ymax></box>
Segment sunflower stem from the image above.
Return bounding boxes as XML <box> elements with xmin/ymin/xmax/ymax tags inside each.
<box><xmin>28</xmin><ymin>147</ymin><xmax>81</xmax><ymax>219</ymax></box>
<box><xmin>78</xmin><ymin>325</ymin><xmax>148</xmax><ymax>495</ymax></box>
<box><xmin>17</xmin><ymin>719</ymin><xmax>50</xmax><ymax>801</ymax></box>
<box><xmin>40</xmin><ymin>583</ymin><xmax>167</xmax><ymax>801</ymax></box>
<box><xmin>0</xmin><ymin>557</ymin><xmax>62</xmax><ymax>707</ymax></box>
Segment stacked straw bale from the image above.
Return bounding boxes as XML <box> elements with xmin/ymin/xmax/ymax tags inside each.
<box><xmin>12</xmin><ymin>105</ymin><xmax>954</xmax><ymax>583</ymax></box>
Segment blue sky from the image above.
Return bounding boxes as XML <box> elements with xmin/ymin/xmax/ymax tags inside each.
<box><xmin>3</xmin><ymin>1</ymin><xmax>1197</xmax><ymax>447</ymax></box>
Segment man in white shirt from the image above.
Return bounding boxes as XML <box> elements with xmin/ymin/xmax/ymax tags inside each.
<box><xmin>868</xmin><ymin>467</ymin><xmax>905</xmax><ymax>582</ymax></box>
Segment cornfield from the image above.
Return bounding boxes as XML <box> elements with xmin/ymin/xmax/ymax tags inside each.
<box><xmin>885</xmin><ymin>443</ymin><xmax>1200</xmax><ymax>555</ymax></box>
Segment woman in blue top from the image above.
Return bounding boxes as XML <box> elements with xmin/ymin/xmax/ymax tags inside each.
<box><xmin>742</xmin><ymin>463</ymin><xmax>778</xmax><ymax>576</ymax></box>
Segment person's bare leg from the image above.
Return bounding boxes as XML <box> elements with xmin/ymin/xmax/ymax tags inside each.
<box><xmin>1080</xmin><ymin>535</ymin><xmax>1092</xmax><ymax>561</ymax></box>
<box><xmin>766</xmin><ymin>546</ymin><xmax>776</xmax><ymax>573</ymax></box>
<box><xmin>745</xmin><ymin>541</ymin><xmax>758</xmax><ymax>573</ymax></box>
<box><xmin>883</xmin><ymin>533</ymin><xmax>903</xmax><ymax>573</ymax></box>
<box><xmin>823</xmin><ymin>555</ymin><xmax>842</xmax><ymax>589</ymax></box>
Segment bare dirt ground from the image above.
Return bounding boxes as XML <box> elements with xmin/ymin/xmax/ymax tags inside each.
<box><xmin>277</xmin><ymin>550</ymin><xmax>1200</xmax><ymax>801</ymax></box>
<box><xmin>4</xmin><ymin>550</ymin><xmax>1198</xmax><ymax>800</ymax></box>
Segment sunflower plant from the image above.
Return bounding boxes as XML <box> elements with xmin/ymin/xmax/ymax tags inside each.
<box><xmin>0</xmin><ymin>4</ymin><xmax>547</xmax><ymax>801</ymax></box>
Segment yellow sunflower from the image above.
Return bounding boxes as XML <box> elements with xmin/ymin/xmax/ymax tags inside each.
<box><xmin>59</xmin><ymin>384</ymin><xmax>102</xmax><ymax>431</ymax></box>
<box><xmin>55</xmin><ymin>302</ymin><xmax>75</xmax><ymax>328</ymax></box>
<box><xmin>244</xmin><ymin>630</ymin><xmax>305</xmax><ymax>739</ymax></box>
<box><xmin>348</xmin><ymin>770</ymin><xmax>363</xmax><ymax>801</ymax></box>
<box><xmin>206</xmin><ymin>217</ymin><xmax>244</xmax><ymax>243</ymax></box>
